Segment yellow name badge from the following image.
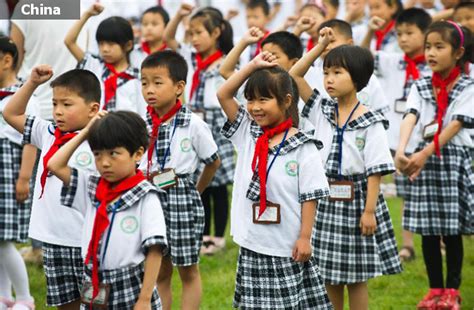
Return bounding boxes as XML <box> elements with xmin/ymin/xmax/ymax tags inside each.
<box><xmin>423</xmin><ymin>121</ymin><xmax>439</xmax><ymax>140</ymax></box>
<box><xmin>394</xmin><ymin>99</ymin><xmax>407</xmax><ymax>114</ymax></box>
<box><xmin>151</xmin><ymin>168</ymin><xmax>177</xmax><ymax>190</ymax></box>
<box><xmin>80</xmin><ymin>282</ymin><xmax>110</xmax><ymax>309</ymax></box>
<box><xmin>252</xmin><ymin>201</ymin><xmax>281</xmax><ymax>224</ymax></box>
<box><xmin>329</xmin><ymin>180</ymin><xmax>355</xmax><ymax>202</ymax></box>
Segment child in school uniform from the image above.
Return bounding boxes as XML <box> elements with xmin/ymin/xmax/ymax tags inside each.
<box><xmin>344</xmin><ymin>0</ymin><xmax>369</xmax><ymax>45</ymax></box>
<box><xmin>290</xmin><ymin>29</ymin><xmax>402</xmax><ymax>310</ymax></box>
<box><xmin>65</xmin><ymin>3</ymin><xmax>147</xmax><ymax>117</ymax></box>
<box><xmin>140</xmin><ymin>50</ymin><xmax>221</xmax><ymax>309</ymax></box>
<box><xmin>0</xmin><ymin>36</ymin><xmax>37</xmax><ymax>310</ymax></box>
<box><xmin>3</xmin><ymin>67</ymin><xmax>100</xmax><ymax>309</ymax></box>
<box><xmin>217</xmin><ymin>51</ymin><xmax>333</xmax><ymax>309</ymax></box>
<box><xmin>244</xmin><ymin>0</ymin><xmax>272</xmax><ymax>63</ymax></box>
<box><xmin>130</xmin><ymin>5</ymin><xmax>170</xmax><ymax>69</ymax></box>
<box><xmin>47</xmin><ymin>111</ymin><xmax>168</xmax><ymax>309</ymax></box>
<box><xmin>395</xmin><ymin>21</ymin><xmax>473</xmax><ymax>309</ymax></box>
<box><xmin>374</xmin><ymin>8</ymin><xmax>433</xmax><ymax>262</ymax></box>
<box><xmin>304</xmin><ymin>20</ymin><xmax>390</xmax><ymax>115</ymax></box>
<box><xmin>165</xmin><ymin>6</ymin><xmax>235</xmax><ymax>255</ymax></box>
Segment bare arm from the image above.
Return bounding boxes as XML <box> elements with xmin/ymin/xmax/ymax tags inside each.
<box><xmin>292</xmin><ymin>200</ymin><xmax>316</xmax><ymax>262</ymax></box>
<box><xmin>360</xmin><ymin>173</ymin><xmax>380</xmax><ymax>236</ymax></box>
<box><xmin>15</xmin><ymin>144</ymin><xmax>37</xmax><ymax>203</ymax></box>
<box><xmin>196</xmin><ymin>157</ymin><xmax>221</xmax><ymax>194</ymax></box>
<box><xmin>164</xmin><ymin>4</ymin><xmax>193</xmax><ymax>51</ymax></box>
<box><xmin>134</xmin><ymin>246</ymin><xmax>162</xmax><ymax>309</ymax></box>
<box><xmin>432</xmin><ymin>9</ymin><xmax>454</xmax><ymax>22</ymax></box>
<box><xmin>9</xmin><ymin>23</ymin><xmax>24</xmax><ymax>73</ymax></box>
<box><xmin>360</xmin><ymin>16</ymin><xmax>385</xmax><ymax>50</ymax></box>
<box><xmin>3</xmin><ymin>66</ymin><xmax>53</xmax><ymax>134</ymax></box>
<box><xmin>64</xmin><ymin>4</ymin><xmax>104</xmax><ymax>62</ymax></box>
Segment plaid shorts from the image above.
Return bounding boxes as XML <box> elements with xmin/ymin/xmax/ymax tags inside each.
<box><xmin>82</xmin><ymin>262</ymin><xmax>161</xmax><ymax>309</ymax></box>
<box><xmin>43</xmin><ymin>243</ymin><xmax>84</xmax><ymax>306</ymax></box>
<box><xmin>233</xmin><ymin>247</ymin><xmax>333</xmax><ymax>309</ymax></box>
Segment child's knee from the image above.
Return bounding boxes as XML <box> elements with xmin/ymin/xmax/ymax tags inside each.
<box><xmin>177</xmin><ymin>264</ymin><xmax>200</xmax><ymax>283</ymax></box>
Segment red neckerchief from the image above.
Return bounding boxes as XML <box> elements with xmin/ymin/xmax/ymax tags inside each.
<box><xmin>190</xmin><ymin>50</ymin><xmax>223</xmax><ymax>101</ymax></box>
<box><xmin>146</xmin><ymin>100</ymin><xmax>183</xmax><ymax>177</ymax></box>
<box><xmin>40</xmin><ymin>128</ymin><xmax>77</xmax><ymax>198</ymax></box>
<box><xmin>141</xmin><ymin>41</ymin><xmax>168</xmax><ymax>55</ymax></box>
<box><xmin>404</xmin><ymin>54</ymin><xmax>425</xmax><ymax>84</ymax></box>
<box><xmin>0</xmin><ymin>90</ymin><xmax>14</xmax><ymax>100</ymax></box>
<box><xmin>86</xmin><ymin>170</ymin><xmax>146</xmax><ymax>303</ymax></box>
<box><xmin>374</xmin><ymin>19</ymin><xmax>395</xmax><ymax>51</ymax></box>
<box><xmin>251</xmin><ymin>118</ymin><xmax>293</xmax><ymax>217</ymax></box>
<box><xmin>431</xmin><ymin>66</ymin><xmax>461</xmax><ymax>157</ymax></box>
<box><xmin>103</xmin><ymin>63</ymin><xmax>135</xmax><ymax>109</ymax></box>
<box><xmin>307</xmin><ymin>37</ymin><xmax>316</xmax><ymax>52</ymax></box>
<box><xmin>253</xmin><ymin>30</ymin><xmax>271</xmax><ymax>58</ymax></box>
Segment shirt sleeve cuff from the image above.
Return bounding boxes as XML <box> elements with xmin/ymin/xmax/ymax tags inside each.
<box><xmin>141</xmin><ymin>235</ymin><xmax>168</xmax><ymax>256</ymax></box>
<box><xmin>221</xmin><ymin>105</ymin><xmax>246</xmax><ymax>139</ymax></box>
<box><xmin>299</xmin><ymin>188</ymin><xmax>330</xmax><ymax>203</ymax></box>
<box><xmin>301</xmin><ymin>89</ymin><xmax>320</xmax><ymax>118</ymax></box>
<box><xmin>452</xmin><ymin>114</ymin><xmax>474</xmax><ymax>128</ymax></box>
<box><xmin>21</xmin><ymin>115</ymin><xmax>35</xmax><ymax>145</ymax></box>
<box><xmin>60</xmin><ymin>167</ymin><xmax>79</xmax><ymax>207</ymax></box>
<box><xmin>366</xmin><ymin>163</ymin><xmax>396</xmax><ymax>177</ymax></box>
<box><xmin>201</xmin><ymin>152</ymin><xmax>219</xmax><ymax>165</ymax></box>
<box><xmin>403</xmin><ymin>108</ymin><xmax>419</xmax><ymax>123</ymax></box>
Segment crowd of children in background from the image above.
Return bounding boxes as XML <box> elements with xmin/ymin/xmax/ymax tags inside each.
<box><xmin>0</xmin><ymin>0</ymin><xmax>473</xmax><ymax>309</ymax></box>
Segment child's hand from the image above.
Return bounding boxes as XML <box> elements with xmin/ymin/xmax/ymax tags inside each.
<box><xmin>87</xmin><ymin>3</ymin><xmax>104</xmax><ymax>17</ymax></box>
<box><xmin>295</xmin><ymin>16</ymin><xmax>316</xmax><ymax>34</ymax></box>
<box><xmin>15</xmin><ymin>178</ymin><xmax>30</xmax><ymax>203</ymax></box>
<box><xmin>226</xmin><ymin>9</ymin><xmax>239</xmax><ymax>21</ymax></box>
<box><xmin>178</xmin><ymin>4</ymin><xmax>194</xmax><ymax>18</ymax></box>
<box><xmin>368</xmin><ymin>16</ymin><xmax>386</xmax><ymax>31</ymax></box>
<box><xmin>251</xmin><ymin>51</ymin><xmax>278</xmax><ymax>69</ymax></box>
<box><xmin>283</xmin><ymin>15</ymin><xmax>299</xmax><ymax>29</ymax></box>
<box><xmin>405</xmin><ymin>150</ymin><xmax>429</xmax><ymax>181</ymax></box>
<box><xmin>318</xmin><ymin>27</ymin><xmax>335</xmax><ymax>47</ymax></box>
<box><xmin>29</xmin><ymin>65</ymin><xmax>53</xmax><ymax>86</ymax></box>
<box><xmin>292</xmin><ymin>238</ymin><xmax>312</xmax><ymax>262</ymax></box>
<box><xmin>133</xmin><ymin>299</ymin><xmax>151</xmax><ymax>310</ymax></box>
<box><xmin>84</xmin><ymin>110</ymin><xmax>108</xmax><ymax>132</ymax></box>
<box><xmin>242</xmin><ymin>27</ymin><xmax>265</xmax><ymax>45</ymax></box>
<box><xmin>360</xmin><ymin>211</ymin><xmax>377</xmax><ymax>236</ymax></box>
<box><xmin>394</xmin><ymin>151</ymin><xmax>409</xmax><ymax>174</ymax></box>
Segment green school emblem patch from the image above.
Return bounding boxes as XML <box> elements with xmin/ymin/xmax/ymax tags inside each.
<box><xmin>75</xmin><ymin>151</ymin><xmax>92</xmax><ymax>167</ymax></box>
<box><xmin>356</xmin><ymin>136</ymin><xmax>365</xmax><ymax>151</ymax></box>
<box><xmin>180</xmin><ymin>138</ymin><xmax>192</xmax><ymax>152</ymax></box>
<box><xmin>285</xmin><ymin>160</ymin><xmax>298</xmax><ymax>177</ymax></box>
<box><xmin>120</xmin><ymin>216</ymin><xmax>139</xmax><ymax>234</ymax></box>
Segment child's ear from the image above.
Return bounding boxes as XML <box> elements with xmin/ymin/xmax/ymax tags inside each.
<box><xmin>454</xmin><ymin>46</ymin><xmax>465</xmax><ymax>62</ymax></box>
<box><xmin>347</xmin><ymin>38</ymin><xmax>354</xmax><ymax>46</ymax></box>
<box><xmin>125</xmin><ymin>40</ymin><xmax>134</xmax><ymax>53</ymax></box>
<box><xmin>290</xmin><ymin>57</ymin><xmax>299</xmax><ymax>67</ymax></box>
<box><xmin>2</xmin><ymin>54</ymin><xmax>13</xmax><ymax>68</ymax></box>
<box><xmin>211</xmin><ymin>27</ymin><xmax>222</xmax><ymax>41</ymax></box>
<box><xmin>284</xmin><ymin>93</ymin><xmax>292</xmax><ymax>110</ymax></box>
<box><xmin>175</xmin><ymin>80</ymin><xmax>186</xmax><ymax>98</ymax></box>
<box><xmin>133</xmin><ymin>146</ymin><xmax>145</xmax><ymax>162</ymax></box>
<box><xmin>89</xmin><ymin>102</ymin><xmax>100</xmax><ymax>118</ymax></box>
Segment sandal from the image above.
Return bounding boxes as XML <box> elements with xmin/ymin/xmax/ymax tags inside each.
<box><xmin>399</xmin><ymin>246</ymin><xmax>416</xmax><ymax>262</ymax></box>
<box><xmin>0</xmin><ymin>297</ymin><xmax>15</xmax><ymax>310</ymax></box>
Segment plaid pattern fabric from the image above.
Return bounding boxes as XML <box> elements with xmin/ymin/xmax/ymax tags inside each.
<box><xmin>162</xmin><ymin>175</ymin><xmax>204</xmax><ymax>266</ymax></box>
<box><xmin>82</xmin><ymin>262</ymin><xmax>161</xmax><ymax>309</ymax></box>
<box><xmin>0</xmin><ymin>139</ymin><xmax>31</xmax><ymax>242</ymax></box>
<box><xmin>394</xmin><ymin>173</ymin><xmax>411</xmax><ymax>200</ymax></box>
<box><xmin>403</xmin><ymin>142</ymin><xmax>474</xmax><ymax>235</ymax></box>
<box><xmin>379</xmin><ymin>29</ymin><xmax>397</xmax><ymax>51</ymax></box>
<box><xmin>42</xmin><ymin>243</ymin><xmax>84</xmax><ymax>306</ymax></box>
<box><xmin>77</xmin><ymin>53</ymin><xmax>140</xmax><ymax>112</ymax></box>
<box><xmin>233</xmin><ymin>247</ymin><xmax>333</xmax><ymax>309</ymax></box>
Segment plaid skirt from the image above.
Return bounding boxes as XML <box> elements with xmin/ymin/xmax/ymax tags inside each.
<box><xmin>82</xmin><ymin>262</ymin><xmax>161</xmax><ymax>309</ymax></box>
<box><xmin>394</xmin><ymin>173</ymin><xmax>410</xmax><ymax>200</ymax></box>
<box><xmin>233</xmin><ymin>247</ymin><xmax>333</xmax><ymax>309</ymax></box>
<box><xmin>163</xmin><ymin>175</ymin><xmax>204</xmax><ymax>266</ymax></box>
<box><xmin>403</xmin><ymin>142</ymin><xmax>474</xmax><ymax>236</ymax></box>
<box><xmin>0</xmin><ymin>139</ymin><xmax>31</xmax><ymax>242</ymax></box>
<box><xmin>313</xmin><ymin>174</ymin><xmax>402</xmax><ymax>285</ymax></box>
<box><xmin>194</xmin><ymin>108</ymin><xmax>235</xmax><ymax>187</ymax></box>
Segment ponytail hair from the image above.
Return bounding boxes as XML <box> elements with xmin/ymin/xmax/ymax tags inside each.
<box><xmin>191</xmin><ymin>7</ymin><xmax>234</xmax><ymax>54</ymax></box>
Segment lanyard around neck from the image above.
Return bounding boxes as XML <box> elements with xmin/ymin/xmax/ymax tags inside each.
<box><xmin>335</xmin><ymin>102</ymin><xmax>360</xmax><ymax>179</ymax></box>
<box><xmin>266</xmin><ymin>129</ymin><xmax>289</xmax><ymax>179</ymax></box>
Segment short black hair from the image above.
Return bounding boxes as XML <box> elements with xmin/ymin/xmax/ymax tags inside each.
<box><xmin>142</xmin><ymin>5</ymin><xmax>170</xmax><ymax>26</ymax></box>
<box><xmin>96</xmin><ymin>16</ymin><xmax>134</xmax><ymax>53</ymax></box>
<box><xmin>141</xmin><ymin>50</ymin><xmax>188</xmax><ymax>83</ymax></box>
<box><xmin>318</xmin><ymin>19</ymin><xmax>353</xmax><ymax>39</ymax></box>
<box><xmin>244</xmin><ymin>67</ymin><xmax>299</xmax><ymax>127</ymax></box>
<box><xmin>455</xmin><ymin>1</ymin><xmax>474</xmax><ymax>12</ymax></box>
<box><xmin>261</xmin><ymin>31</ymin><xmax>303</xmax><ymax>59</ymax></box>
<box><xmin>191</xmin><ymin>8</ymin><xmax>234</xmax><ymax>54</ymax></box>
<box><xmin>247</xmin><ymin>0</ymin><xmax>270</xmax><ymax>16</ymax></box>
<box><xmin>323</xmin><ymin>45</ymin><xmax>373</xmax><ymax>92</ymax></box>
<box><xmin>0</xmin><ymin>36</ymin><xmax>18</xmax><ymax>70</ymax></box>
<box><xmin>396</xmin><ymin>8</ymin><xmax>432</xmax><ymax>32</ymax></box>
<box><xmin>88</xmin><ymin>111</ymin><xmax>149</xmax><ymax>155</ymax></box>
<box><xmin>385</xmin><ymin>0</ymin><xmax>404</xmax><ymax>18</ymax></box>
<box><xmin>50</xmin><ymin>69</ymin><xmax>101</xmax><ymax>103</ymax></box>
<box><xmin>324</xmin><ymin>0</ymin><xmax>340</xmax><ymax>9</ymax></box>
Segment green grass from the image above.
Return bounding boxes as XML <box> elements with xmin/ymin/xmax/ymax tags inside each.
<box><xmin>25</xmin><ymin>197</ymin><xmax>474</xmax><ymax>309</ymax></box>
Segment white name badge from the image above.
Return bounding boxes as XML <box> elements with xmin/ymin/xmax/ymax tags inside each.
<box><xmin>394</xmin><ymin>99</ymin><xmax>407</xmax><ymax>114</ymax></box>
<box><xmin>252</xmin><ymin>201</ymin><xmax>281</xmax><ymax>224</ymax></box>
<box><xmin>80</xmin><ymin>281</ymin><xmax>110</xmax><ymax>309</ymax></box>
<box><xmin>329</xmin><ymin>180</ymin><xmax>355</xmax><ymax>201</ymax></box>
<box><xmin>152</xmin><ymin>168</ymin><xmax>177</xmax><ymax>189</ymax></box>
<box><xmin>423</xmin><ymin>121</ymin><xmax>439</xmax><ymax>140</ymax></box>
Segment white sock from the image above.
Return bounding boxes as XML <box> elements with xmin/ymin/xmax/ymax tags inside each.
<box><xmin>0</xmin><ymin>242</ymin><xmax>33</xmax><ymax>302</ymax></box>
<box><xmin>0</xmin><ymin>263</ymin><xmax>13</xmax><ymax>300</ymax></box>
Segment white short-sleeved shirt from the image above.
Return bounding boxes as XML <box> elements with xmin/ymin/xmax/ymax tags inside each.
<box><xmin>406</xmin><ymin>76</ymin><xmax>474</xmax><ymax>148</ymax></box>
<box><xmin>351</xmin><ymin>19</ymin><xmax>369</xmax><ymax>46</ymax></box>
<box><xmin>0</xmin><ymin>85</ymin><xmax>40</xmax><ymax>145</ymax></box>
<box><xmin>139</xmin><ymin>106</ymin><xmax>219</xmax><ymax>175</ymax></box>
<box><xmin>370</xmin><ymin>27</ymin><xmax>402</xmax><ymax>54</ymax></box>
<box><xmin>77</xmin><ymin>53</ymin><xmax>147</xmax><ymax>118</ymax></box>
<box><xmin>221</xmin><ymin>106</ymin><xmax>330</xmax><ymax>258</ymax></box>
<box><xmin>374</xmin><ymin>52</ymin><xmax>432</xmax><ymax>152</ymax></box>
<box><xmin>305</xmin><ymin>58</ymin><xmax>390</xmax><ymax>114</ymax></box>
<box><xmin>130</xmin><ymin>44</ymin><xmax>149</xmax><ymax>70</ymax></box>
<box><xmin>22</xmin><ymin>116</ymin><xmax>96</xmax><ymax>246</ymax></box>
<box><xmin>61</xmin><ymin>168</ymin><xmax>167</xmax><ymax>270</ymax></box>
<box><xmin>302</xmin><ymin>89</ymin><xmax>395</xmax><ymax>176</ymax></box>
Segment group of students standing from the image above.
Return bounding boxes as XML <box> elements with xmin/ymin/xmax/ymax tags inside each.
<box><xmin>0</xmin><ymin>0</ymin><xmax>473</xmax><ymax>309</ymax></box>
